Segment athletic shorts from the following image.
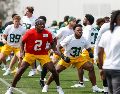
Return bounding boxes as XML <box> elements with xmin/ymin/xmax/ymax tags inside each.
<box><xmin>81</xmin><ymin>47</ymin><xmax>94</xmax><ymax>64</ymax></box>
<box><xmin>23</xmin><ymin>53</ymin><xmax>51</xmax><ymax>66</ymax></box>
<box><xmin>1</xmin><ymin>44</ymin><xmax>20</xmax><ymax>56</ymax></box>
<box><xmin>0</xmin><ymin>46</ymin><xmax>3</xmax><ymax>52</ymax></box>
<box><xmin>52</xmin><ymin>48</ymin><xmax>65</xmax><ymax>60</ymax></box>
<box><xmin>58</xmin><ymin>55</ymin><xmax>88</xmax><ymax>69</ymax></box>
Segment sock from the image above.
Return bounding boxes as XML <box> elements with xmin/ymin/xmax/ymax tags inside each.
<box><xmin>93</xmin><ymin>85</ymin><xmax>97</xmax><ymax>88</ymax></box>
<box><xmin>79</xmin><ymin>81</ymin><xmax>83</xmax><ymax>85</ymax></box>
<box><xmin>57</xmin><ymin>86</ymin><xmax>60</xmax><ymax>88</ymax></box>
<box><xmin>41</xmin><ymin>67</ymin><xmax>47</xmax><ymax>80</ymax></box>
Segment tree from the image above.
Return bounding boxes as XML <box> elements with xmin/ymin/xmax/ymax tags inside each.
<box><xmin>0</xmin><ymin>0</ymin><xmax>18</xmax><ymax>21</ymax></box>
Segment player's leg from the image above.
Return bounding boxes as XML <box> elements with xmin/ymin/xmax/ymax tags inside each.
<box><xmin>82</xmin><ymin>62</ymin><xmax>96</xmax><ymax>85</ymax></box>
<box><xmin>40</xmin><ymin>53</ymin><xmax>60</xmax><ymax>87</ymax></box>
<box><xmin>40</xmin><ymin>66</ymin><xmax>48</xmax><ymax>87</ymax></box>
<box><xmin>71</xmin><ymin>68</ymin><xmax>85</xmax><ymax>88</ymax></box>
<box><xmin>0</xmin><ymin>45</ymin><xmax>12</xmax><ymax>71</ymax></box>
<box><xmin>9</xmin><ymin>55</ymin><xmax>18</xmax><ymax>69</ymax></box>
<box><xmin>6</xmin><ymin>48</ymin><xmax>22</xmax><ymax>76</ymax></box>
<box><xmin>103</xmin><ymin>78</ymin><xmax>108</xmax><ymax>94</ymax></box>
<box><xmin>82</xmin><ymin>61</ymin><xmax>103</xmax><ymax>92</ymax></box>
<box><xmin>46</xmin><ymin>63</ymin><xmax>66</xmax><ymax>85</ymax></box>
<box><xmin>28</xmin><ymin>61</ymin><xmax>37</xmax><ymax>76</ymax></box>
<box><xmin>0</xmin><ymin>46</ymin><xmax>3</xmax><ymax>67</ymax></box>
<box><xmin>71</xmin><ymin>56</ymin><xmax>88</xmax><ymax>88</ymax></box>
<box><xmin>42</xmin><ymin>57</ymin><xmax>68</xmax><ymax>94</ymax></box>
<box><xmin>42</xmin><ymin>62</ymin><xmax>66</xmax><ymax>94</ymax></box>
<box><xmin>0</xmin><ymin>53</ymin><xmax>7</xmax><ymax>70</ymax></box>
<box><xmin>12</xmin><ymin>61</ymin><xmax>30</xmax><ymax>87</ymax></box>
<box><xmin>3</xmin><ymin>55</ymin><xmax>18</xmax><ymax>76</ymax></box>
<box><xmin>5</xmin><ymin>61</ymin><xmax>30</xmax><ymax>94</ymax></box>
<box><xmin>5</xmin><ymin>53</ymin><xmax>36</xmax><ymax>94</ymax></box>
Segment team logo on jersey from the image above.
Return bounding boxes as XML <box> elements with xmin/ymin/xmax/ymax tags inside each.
<box><xmin>43</xmin><ymin>34</ymin><xmax>48</xmax><ymax>37</ymax></box>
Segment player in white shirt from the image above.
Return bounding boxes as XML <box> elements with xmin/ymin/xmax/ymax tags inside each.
<box><xmin>42</xmin><ymin>24</ymin><xmax>102</xmax><ymax>93</ymax></box>
<box><xmin>22</xmin><ymin>6</ymin><xmax>36</xmax><ymax>30</ymax></box>
<box><xmin>71</xmin><ymin>14</ymin><xmax>103</xmax><ymax>92</ymax></box>
<box><xmin>98</xmin><ymin>10</ymin><xmax>120</xmax><ymax>94</ymax></box>
<box><xmin>1</xmin><ymin>15</ymin><xmax>26</xmax><ymax>76</ymax></box>
<box><xmin>51</xmin><ymin>16</ymin><xmax>76</xmax><ymax>64</ymax></box>
<box><xmin>79</xmin><ymin>15</ymin><xmax>99</xmax><ymax>84</ymax></box>
<box><xmin>94</xmin><ymin>21</ymin><xmax>109</xmax><ymax>94</ymax></box>
<box><xmin>94</xmin><ymin>22</ymin><xmax>110</xmax><ymax>62</ymax></box>
<box><xmin>57</xmin><ymin>17</ymin><xmax>89</xmax><ymax>83</ymax></box>
<box><xmin>21</xmin><ymin>6</ymin><xmax>37</xmax><ymax>76</ymax></box>
<box><xmin>4</xmin><ymin>7</ymin><xmax>36</xmax><ymax>76</ymax></box>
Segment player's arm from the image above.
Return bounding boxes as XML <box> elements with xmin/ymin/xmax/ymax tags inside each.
<box><xmin>20</xmin><ymin>31</ymin><xmax>29</xmax><ymax>58</ymax></box>
<box><xmin>20</xmin><ymin>41</ymin><xmax>25</xmax><ymax>59</ymax></box>
<box><xmin>55</xmin><ymin>28</ymin><xmax>63</xmax><ymax>40</ymax></box>
<box><xmin>57</xmin><ymin>44</ymin><xmax>70</xmax><ymax>63</ymax></box>
<box><xmin>98</xmin><ymin>46</ymin><xmax>105</xmax><ymax>80</ymax></box>
<box><xmin>97</xmin><ymin>47</ymin><xmax>104</xmax><ymax>69</ymax></box>
<box><xmin>2</xmin><ymin>25</ymin><xmax>10</xmax><ymax>44</ymax></box>
<box><xmin>48</xmin><ymin>37</ymin><xmax>57</xmax><ymax>51</ymax></box>
<box><xmin>56</xmin><ymin>43</ymin><xmax>63</xmax><ymax>56</ymax></box>
<box><xmin>85</xmin><ymin>40</ymin><xmax>94</xmax><ymax>58</ymax></box>
<box><xmin>2</xmin><ymin>34</ymin><xmax>7</xmax><ymax>44</ymax></box>
<box><xmin>58</xmin><ymin>46</ymin><xmax>70</xmax><ymax>64</ymax></box>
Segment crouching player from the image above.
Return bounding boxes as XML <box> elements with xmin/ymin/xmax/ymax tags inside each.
<box><xmin>5</xmin><ymin>19</ymin><xmax>64</xmax><ymax>94</ymax></box>
<box><xmin>42</xmin><ymin>24</ymin><xmax>102</xmax><ymax>93</ymax></box>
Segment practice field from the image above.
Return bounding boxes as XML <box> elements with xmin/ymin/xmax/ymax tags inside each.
<box><xmin>0</xmin><ymin>65</ymin><xmax>103</xmax><ymax>94</ymax></box>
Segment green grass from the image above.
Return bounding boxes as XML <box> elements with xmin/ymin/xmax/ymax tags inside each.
<box><xmin>0</xmin><ymin>65</ymin><xmax>103</xmax><ymax>94</ymax></box>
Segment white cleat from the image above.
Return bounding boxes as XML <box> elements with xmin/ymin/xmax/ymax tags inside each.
<box><xmin>5</xmin><ymin>87</ymin><xmax>13</xmax><ymax>94</ymax></box>
<box><xmin>44</xmin><ymin>78</ymin><xmax>47</xmax><ymax>82</ymax></box>
<box><xmin>37</xmin><ymin>65</ymin><xmax>42</xmax><ymax>72</ymax></box>
<box><xmin>104</xmin><ymin>87</ymin><xmax>108</xmax><ymax>93</ymax></box>
<box><xmin>83</xmin><ymin>76</ymin><xmax>89</xmax><ymax>82</ymax></box>
<box><xmin>71</xmin><ymin>83</ymin><xmax>85</xmax><ymax>88</ymax></box>
<box><xmin>6</xmin><ymin>56</ymin><xmax>11</xmax><ymax>62</ymax></box>
<box><xmin>3</xmin><ymin>69</ymin><xmax>11</xmax><ymax>76</ymax></box>
<box><xmin>42</xmin><ymin>85</ymin><xmax>48</xmax><ymax>92</ymax></box>
<box><xmin>92</xmin><ymin>85</ymin><xmax>104</xmax><ymax>93</ymax></box>
<box><xmin>2</xmin><ymin>66</ymin><xmax>8</xmax><ymax>71</ymax></box>
<box><xmin>28</xmin><ymin>69</ymin><xmax>36</xmax><ymax>76</ymax></box>
<box><xmin>57</xmin><ymin>86</ymin><xmax>64</xmax><ymax>94</ymax></box>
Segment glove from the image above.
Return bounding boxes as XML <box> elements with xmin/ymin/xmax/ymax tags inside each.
<box><xmin>61</xmin><ymin>54</ymin><xmax>70</xmax><ymax>63</ymax></box>
<box><xmin>89</xmin><ymin>52</ymin><xmax>94</xmax><ymax>58</ymax></box>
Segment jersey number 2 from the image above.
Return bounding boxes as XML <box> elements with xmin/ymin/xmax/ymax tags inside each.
<box><xmin>34</xmin><ymin>40</ymin><xmax>42</xmax><ymax>51</ymax></box>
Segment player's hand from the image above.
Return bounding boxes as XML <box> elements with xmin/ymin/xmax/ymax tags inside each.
<box><xmin>61</xmin><ymin>54</ymin><xmax>70</xmax><ymax>63</ymax></box>
<box><xmin>2</xmin><ymin>39</ymin><xmax>7</xmax><ymax>44</ymax></box>
<box><xmin>20</xmin><ymin>52</ymin><xmax>24</xmax><ymax>59</ymax></box>
<box><xmin>54</xmin><ymin>51</ymin><xmax>60</xmax><ymax>56</ymax></box>
<box><xmin>89</xmin><ymin>52</ymin><xmax>94</xmax><ymax>58</ymax></box>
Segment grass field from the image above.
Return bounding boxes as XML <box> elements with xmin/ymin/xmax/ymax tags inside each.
<box><xmin>0</xmin><ymin>64</ymin><xmax>103</xmax><ymax>94</ymax></box>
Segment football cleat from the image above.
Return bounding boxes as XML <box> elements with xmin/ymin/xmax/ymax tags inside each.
<box><xmin>28</xmin><ymin>69</ymin><xmax>36</xmax><ymax>76</ymax></box>
<box><xmin>3</xmin><ymin>69</ymin><xmax>11</xmax><ymax>76</ymax></box>
<box><xmin>92</xmin><ymin>85</ymin><xmax>104</xmax><ymax>92</ymax></box>
<box><xmin>57</xmin><ymin>86</ymin><xmax>64</xmax><ymax>94</ymax></box>
<box><xmin>5</xmin><ymin>87</ymin><xmax>13</xmax><ymax>94</ymax></box>
<box><xmin>42</xmin><ymin>85</ymin><xmax>48</xmax><ymax>92</ymax></box>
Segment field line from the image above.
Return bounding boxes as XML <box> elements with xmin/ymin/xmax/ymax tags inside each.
<box><xmin>0</xmin><ymin>78</ymin><xmax>27</xmax><ymax>94</ymax></box>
